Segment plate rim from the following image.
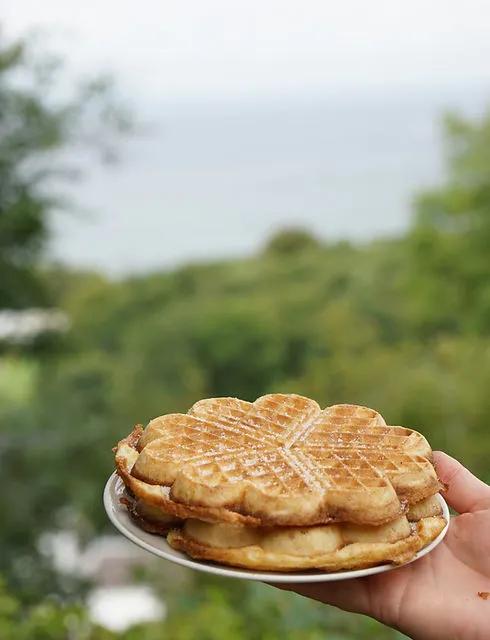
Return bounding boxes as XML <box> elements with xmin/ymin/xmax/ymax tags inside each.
<box><xmin>103</xmin><ymin>471</ymin><xmax>450</xmax><ymax>583</ymax></box>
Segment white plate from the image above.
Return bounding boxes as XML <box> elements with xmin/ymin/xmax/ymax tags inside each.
<box><xmin>104</xmin><ymin>472</ymin><xmax>450</xmax><ymax>583</ymax></box>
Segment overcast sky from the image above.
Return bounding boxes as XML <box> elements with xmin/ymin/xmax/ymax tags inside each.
<box><xmin>4</xmin><ymin>1</ymin><xmax>490</xmax><ymax>101</ymax></box>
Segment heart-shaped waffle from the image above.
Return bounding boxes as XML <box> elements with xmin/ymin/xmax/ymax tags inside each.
<box><xmin>116</xmin><ymin>394</ymin><xmax>440</xmax><ymax>526</ymax></box>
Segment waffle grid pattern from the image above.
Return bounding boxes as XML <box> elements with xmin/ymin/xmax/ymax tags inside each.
<box><xmin>134</xmin><ymin>394</ymin><xmax>432</xmax><ymax>497</ymax></box>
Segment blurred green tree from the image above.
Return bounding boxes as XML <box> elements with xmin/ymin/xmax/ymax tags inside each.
<box><xmin>0</xmin><ymin>28</ymin><xmax>132</xmax><ymax>596</ymax></box>
<box><xmin>406</xmin><ymin>110</ymin><xmax>490</xmax><ymax>335</ymax></box>
<box><xmin>0</xmin><ymin>32</ymin><xmax>132</xmax><ymax>308</ymax></box>
<box><xmin>0</xmin><ymin>576</ymin><xmax>115</xmax><ymax>640</ymax></box>
<box><xmin>264</xmin><ymin>228</ymin><xmax>321</xmax><ymax>255</ymax></box>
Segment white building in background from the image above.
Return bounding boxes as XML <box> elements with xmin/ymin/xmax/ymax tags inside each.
<box><xmin>39</xmin><ymin>531</ymin><xmax>172</xmax><ymax>631</ymax></box>
<box><xmin>0</xmin><ymin>309</ymin><xmax>69</xmax><ymax>343</ymax></box>
<box><xmin>87</xmin><ymin>585</ymin><xmax>165</xmax><ymax>632</ymax></box>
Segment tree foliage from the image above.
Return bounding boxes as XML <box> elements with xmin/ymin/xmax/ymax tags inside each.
<box><xmin>407</xmin><ymin>110</ymin><xmax>490</xmax><ymax>335</ymax></box>
<box><xmin>0</xmin><ymin>32</ymin><xmax>131</xmax><ymax>308</ymax></box>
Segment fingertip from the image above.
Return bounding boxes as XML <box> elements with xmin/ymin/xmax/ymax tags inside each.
<box><xmin>433</xmin><ymin>450</ymin><xmax>452</xmax><ymax>470</ymax></box>
<box><xmin>432</xmin><ymin>450</ymin><xmax>490</xmax><ymax>513</ymax></box>
<box><xmin>433</xmin><ymin>451</ymin><xmax>460</xmax><ymax>485</ymax></box>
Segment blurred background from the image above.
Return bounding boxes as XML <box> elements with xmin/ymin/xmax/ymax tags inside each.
<box><xmin>1</xmin><ymin>2</ymin><xmax>490</xmax><ymax>638</ymax></box>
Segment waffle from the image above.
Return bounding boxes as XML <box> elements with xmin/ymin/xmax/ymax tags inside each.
<box><xmin>167</xmin><ymin>512</ymin><xmax>446</xmax><ymax>571</ymax></box>
<box><xmin>117</xmin><ymin>394</ymin><xmax>440</xmax><ymax>526</ymax></box>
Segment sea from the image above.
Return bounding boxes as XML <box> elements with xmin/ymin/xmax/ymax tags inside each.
<box><xmin>49</xmin><ymin>84</ymin><xmax>489</xmax><ymax>275</ymax></box>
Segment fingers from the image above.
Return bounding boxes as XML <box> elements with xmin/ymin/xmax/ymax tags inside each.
<box><xmin>433</xmin><ymin>451</ymin><xmax>490</xmax><ymax>514</ymax></box>
<box><xmin>266</xmin><ymin>578</ymin><xmax>372</xmax><ymax>616</ymax></box>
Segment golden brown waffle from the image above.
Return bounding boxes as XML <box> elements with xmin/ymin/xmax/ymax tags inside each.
<box><xmin>116</xmin><ymin>394</ymin><xmax>440</xmax><ymax>526</ymax></box>
<box><xmin>167</xmin><ymin>514</ymin><xmax>446</xmax><ymax>571</ymax></box>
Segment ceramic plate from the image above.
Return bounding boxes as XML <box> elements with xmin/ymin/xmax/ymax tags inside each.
<box><xmin>104</xmin><ymin>472</ymin><xmax>450</xmax><ymax>583</ymax></box>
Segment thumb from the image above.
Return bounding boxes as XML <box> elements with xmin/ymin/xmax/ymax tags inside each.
<box><xmin>433</xmin><ymin>451</ymin><xmax>490</xmax><ymax>514</ymax></box>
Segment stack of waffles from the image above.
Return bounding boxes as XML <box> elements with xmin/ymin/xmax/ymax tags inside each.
<box><xmin>114</xmin><ymin>394</ymin><xmax>446</xmax><ymax>571</ymax></box>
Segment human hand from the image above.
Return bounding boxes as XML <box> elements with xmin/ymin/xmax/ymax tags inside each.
<box><xmin>273</xmin><ymin>452</ymin><xmax>490</xmax><ymax>640</ymax></box>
